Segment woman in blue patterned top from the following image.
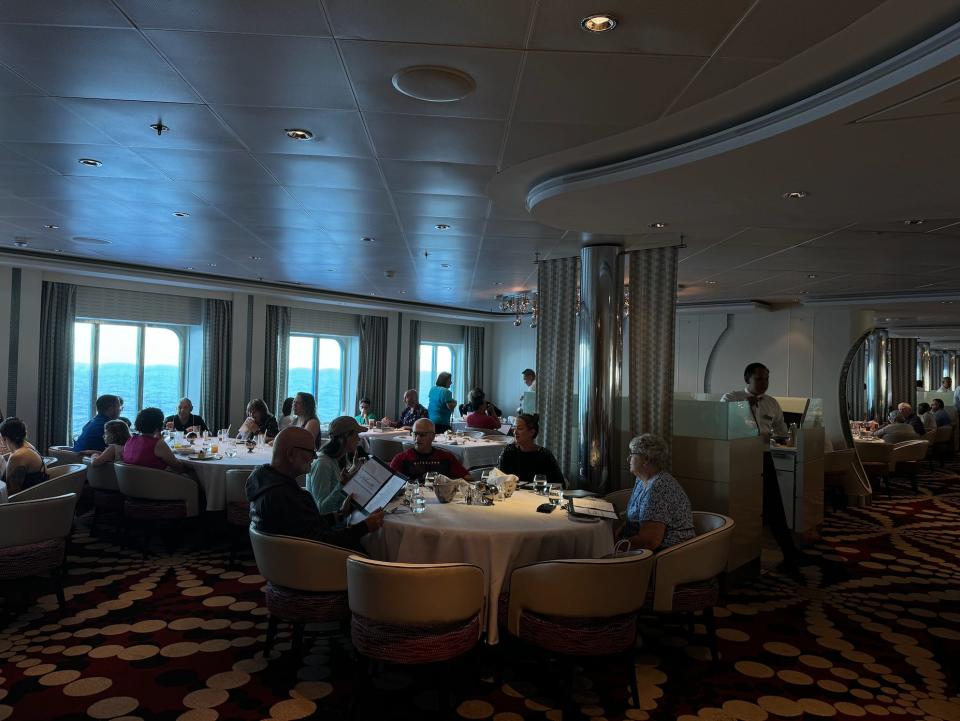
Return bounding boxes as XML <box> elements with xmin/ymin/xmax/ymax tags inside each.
<box><xmin>621</xmin><ymin>434</ymin><xmax>695</xmax><ymax>551</ymax></box>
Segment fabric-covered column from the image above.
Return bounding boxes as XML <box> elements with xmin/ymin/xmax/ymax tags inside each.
<box><xmin>262</xmin><ymin>304</ymin><xmax>290</xmax><ymax>415</ymax></box>
<box><xmin>36</xmin><ymin>281</ymin><xmax>76</xmax><ymax>451</ymax></box>
<box><xmin>627</xmin><ymin>246</ymin><xmax>678</xmax><ymax>460</ymax></box>
<box><xmin>536</xmin><ymin>256</ymin><xmax>580</xmax><ymax>482</ymax></box>
<box><xmin>407</xmin><ymin>320</ymin><xmax>421</xmax><ymax>392</ymax></box>
<box><xmin>201</xmin><ymin>298</ymin><xmax>232</xmax><ymax>432</ymax></box>
<box><xmin>888</xmin><ymin>337</ymin><xmax>917</xmax><ymax>409</ymax></box>
<box><xmin>358</xmin><ymin>315</ymin><xmax>388</xmax><ymax>417</ymax></box>
<box><xmin>463</xmin><ymin>325</ymin><xmax>484</xmax><ymax>394</ymax></box>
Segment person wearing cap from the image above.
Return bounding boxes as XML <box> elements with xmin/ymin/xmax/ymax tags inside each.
<box><xmin>307</xmin><ymin>415</ymin><xmax>368</xmax><ymax>516</ymax></box>
<box><xmin>389</xmin><ymin>418</ymin><xmax>470</xmax><ymax>482</ymax></box>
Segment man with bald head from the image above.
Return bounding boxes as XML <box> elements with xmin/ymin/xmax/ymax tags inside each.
<box><xmin>246</xmin><ymin>427</ymin><xmax>383</xmax><ymax>550</ymax></box>
<box><xmin>389</xmin><ymin>419</ymin><xmax>470</xmax><ymax>482</ymax></box>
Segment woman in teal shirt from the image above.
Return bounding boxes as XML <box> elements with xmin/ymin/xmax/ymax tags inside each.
<box><xmin>427</xmin><ymin>372</ymin><xmax>457</xmax><ymax>433</ymax></box>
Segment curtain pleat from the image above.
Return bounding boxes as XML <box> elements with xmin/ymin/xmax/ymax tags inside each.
<box><xmin>358</xmin><ymin>315</ymin><xmax>388</xmax><ymax>416</ymax></box>
<box><xmin>37</xmin><ymin>282</ymin><xmax>76</xmax><ymax>452</ymax></box>
<box><xmin>407</xmin><ymin>319</ymin><xmax>421</xmax><ymax>392</ymax></box>
<box><xmin>628</xmin><ymin>247</ymin><xmax>678</xmax><ymax>459</ymax></box>
<box><xmin>262</xmin><ymin>304</ymin><xmax>290</xmax><ymax>415</ymax></box>
<box><xmin>201</xmin><ymin>298</ymin><xmax>232</xmax><ymax>432</ymax></box>
<box><xmin>888</xmin><ymin>337</ymin><xmax>918</xmax><ymax>409</ymax></box>
<box><xmin>463</xmin><ymin>325</ymin><xmax>484</xmax><ymax>393</ymax></box>
<box><xmin>848</xmin><ymin>343</ymin><xmax>867</xmax><ymax>421</ymax></box>
<box><xmin>931</xmin><ymin>353</ymin><xmax>945</xmax><ymax>388</ymax></box>
<box><xmin>536</xmin><ymin>256</ymin><xmax>580</xmax><ymax>480</ymax></box>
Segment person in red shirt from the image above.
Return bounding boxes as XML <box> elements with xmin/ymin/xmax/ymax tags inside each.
<box><xmin>389</xmin><ymin>419</ymin><xmax>471</xmax><ymax>481</ymax></box>
<box><xmin>465</xmin><ymin>388</ymin><xmax>500</xmax><ymax>430</ymax></box>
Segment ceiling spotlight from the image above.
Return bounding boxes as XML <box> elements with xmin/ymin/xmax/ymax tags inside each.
<box><xmin>493</xmin><ymin>281</ymin><xmax>504</xmax><ymax>286</ymax></box>
<box><xmin>208</xmin><ymin>263</ymin><xmax>217</xmax><ymax>268</ymax></box>
<box><xmin>807</xmin><ymin>273</ymin><xmax>818</xmax><ymax>279</ymax></box>
<box><xmin>249</xmin><ymin>255</ymin><xmax>262</xmax><ymax>260</ymax></box>
<box><xmin>400</xmin><ymin>290</ymin><xmax>407</xmax><ymax>294</ymax></box>
<box><xmin>705</xmin><ymin>280</ymin><xmax>718</xmax><ymax>285</ymax></box>
<box><xmin>150</xmin><ymin>122</ymin><xmax>169</xmax><ymax>135</ymax></box>
<box><xmin>43</xmin><ymin>224</ymin><xmax>60</xmax><ymax>229</ymax></box>
<box><xmin>903</xmin><ymin>219</ymin><xmax>925</xmax><ymax>225</ymax></box>
<box><xmin>580</xmin><ymin>14</ymin><xmax>618</xmax><ymax>32</ymax></box>
<box><xmin>434</xmin><ymin>223</ymin><xmax>451</xmax><ymax>230</ymax></box>
<box><xmin>782</xmin><ymin>191</ymin><xmax>808</xmax><ymax>199</ymax></box>
<box><xmin>78</xmin><ymin>158</ymin><xmax>102</xmax><ymax>167</ymax></box>
<box><xmin>362</xmin><ymin>236</ymin><xmax>375</xmax><ymax>242</ymax></box>
<box><xmin>54</xmin><ymin>248</ymin><xmax>64</xmax><ymax>253</ymax></box>
<box><xmin>441</xmin><ymin>263</ymin><xmax>450</xmax><ymax>268</ymax></box>
<box><xmin>13</xmin><ymin>239</ymin><xmax>28</xmax><ymax>248</ymax></box>
<box><xmin>327</xmin><ymin>267</ymin><xmax>335</xmax><ymax>272</ymax></box>
<box><xmin>184</xmin><ymin>266</ymin><xmax>194</xmax><ymax>270</ymax></box>
<box><xmin>649</xmin><ymin>222</ymin><xmax>668</xmax><ymax>229</ymax></box>
<box><xmin>284</xmin><ymin>128</ymin><xmax>314</xmax><ymax>141</ymax></box>
<box><xmin>445</xmin><ymin>286</ymin><xmax>452</xmax><ymax>290</ymax></box>
<box><xmin>173</xmin><ymin>211</ymin><xmax>190</xmax><ymax>218</ymax></box>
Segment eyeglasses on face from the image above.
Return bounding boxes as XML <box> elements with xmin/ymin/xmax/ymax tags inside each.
<box><xmin>412</xmin><ymin>431</ymin><xmax>433</xmax><ymax>437</ymax></box>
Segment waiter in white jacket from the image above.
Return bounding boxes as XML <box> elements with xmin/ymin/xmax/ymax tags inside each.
<box><xmin>722</xmin><ymin>362</ymin><xmax>809</xmax><ymax>574</ymax></box>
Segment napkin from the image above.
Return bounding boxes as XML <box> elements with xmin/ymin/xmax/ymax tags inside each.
<box><xmin>488</xmin><ymin>468</ymin><xmax>518</xmax><ymax>495</ymax></box>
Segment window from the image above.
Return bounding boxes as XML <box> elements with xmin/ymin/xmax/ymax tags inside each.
<box><xmin>71</xmin><ymin>320</ymin><xmax>189</xmax><ymax>438</ymax></box>
<box><xmin>287</xmin><ymin>334</ymin><xmax>349</xmax><ymax>422</ymax></box>
<box><xmin>418</xmin><ymin>342</ymin><xmax>463</xmax><ymax>410</ymax></box>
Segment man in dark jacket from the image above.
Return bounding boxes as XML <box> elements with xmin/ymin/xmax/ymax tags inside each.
<box><xmin>246</xmin><ymin>427</ymin><xmax>383</xmax><ymax>551</ymax></box>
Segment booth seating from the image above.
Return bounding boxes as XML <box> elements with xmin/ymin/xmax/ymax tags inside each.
<box><xmin>8</xmin><ymin>463</ymin><xmax>86</xmax><ymax>504</ymax></box>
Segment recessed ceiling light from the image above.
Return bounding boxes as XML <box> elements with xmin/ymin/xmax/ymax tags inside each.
<box><xmin>807</xmin><ymin>273</ymin><xmax>818</xmax><ymax>279</ymax></box>
<box><xmin>13</xmin><ymin>239</ymin><xmax>28</xmax><ymax>248</ymax></box>
<box><xmin>362</xmin><ymin>236</ymin><xmax>375</xmax><ymax>242</ymax></box>
<box><xmin>434</xmin><ymin>224</ymin><xmax>451</xmax><ymax>230</ymax></box>
<box><xmin>249</xmin><ymin>255</ymin><xmax>262</xmax><ymax>260</ymax></box>
<box><xmin>78</xmin><ymin>158</ymin><xmax>102</xmax><ymax>167</ymax></box>
<box><xmin>173</xmin><ymin>211</ymin><xmax>190</xmax><ymax>218</ymax></box>
<box><xmin>705</xmin><ymin>280</ymin><xmax>718</xmax><ymax>285</ymax></box>
<box><xmin>370</xmin><ymin>292</ymin><xmax>376</xmax><ymax>296</ymax></box>
<box><xmin>327</xmin><ymin>267</ymin><xmax>335</xmax><ymax>272</ymax></box>
<box><xmin>649</xmin><ymin>222</ymin><xmax>667</xmax><ymax>229</ymax></box>
<box><xmin>903</xmin><ymin>219</ymin><xmax>925</xmax><ymax>225</ymax></box>
<box><xmin>441</xmin><ymin>263</ymin><xmax>450</xmax><ymax>268</ymax></box>
<box><xmin>782</xmin><ymin>191</ymin><xmax>808</xmax><ymax>199</ymax></box>
<box><xmin>284</xmin><ymin>128</ymin><xmax>314</xmax><ymax>141</ymax></box>
<box><xmin>53</xmin><ymin>248</ymin><xmax>64</xmax><ymax>253</ymax></box>
<box><xmin>580</xmin><ymin>14</ymin><xmax>618</xmax><ymax>32</ymax></box>
<box><xmin>800</xmin><ymin>290</ymin><xmax>808</xmax><ymax>294</ymax></box>
<box><xmin>400</xmin><ymin>290</ymin><xmax>407</xmax><ymax>295</ymax></box>
<box><xmin>43</xmin><ymin>224</ymin><xmax>60</xmax><ymax>229</ymax></box>
<box><xmin>184</xmin><ymin>266</ymin><xmax>194</xmax><ymax>270</ymax></box>
<box><xmin>208</xmin><ymin>263</ymin><xmax>217</xmax><ymax>268</ymax></box>
<box><xmin>445</xmin><ymin>286</ymin><xmax>452</xmax><ymax>290</ymax></box>
<box><xmin>493</xmin><ymin>281</ymin><xmax>504</xmax><ymax>286</ymax></box>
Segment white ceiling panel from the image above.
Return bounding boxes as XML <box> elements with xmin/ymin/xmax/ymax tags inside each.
<box><xmin>255</xmin><ymin>154</ymin><xmax>385</xmax><ymax>191</ymax></box>
<box><xmin>668</xmin><ymin>57</ymin><xmax>779</xmax><ymax>114</ymax></box>
<box><xmin>502</xmin><ymin>119</ymin><xmax>633</xmax><ymax>167</ymax></box>
<box><xmin>180</xmin><ymin>181</ymin><xmax>298</xmax><ymax>210</ymax></box>
<box><xmin>0</xmin><ymin>96</ymin><xmax>116</xmax><ymax>145</ymax></box>
<box><xmin>10</xmin><ymin>142</ymin><xmax>167</xmax><ymax>180</ymax></box>
<box><xmin>392</xmin><ymin>193</ymin><xmax>489</xmax><ymax>219</ymax></box>
<box><xmin>214</xmin><ymin>106</ymin><xmax>372</xmax><ymax>158</ymax></box>
<box><xmin>116</xmin><ymin>0</ymin><xmax>332</xmax><ymax>36</ymax></box>
<box><xmin>282</xmin><ymin>186</ymin><xmax>393</xmax><ymax>215</ymax></box>
<box><xmin>364</xmin><ymin>113</ymin><xmax>504</xmax><ymax>165</ymax></box>
<box><xmin>0</xmin><ymin>64</ymin><xmax>40</xmax><ymax>96</ymax></box>
<box><xmin>133</xmin><ymin>147</ymin><xmax>273</xmax><ymax>183</ymax></box>
<box><xmin>400</xmin><ymin>216</ymin><xmax>486</xmax><ymax>238</ymax></box>
<box><xmin>0</xmin><ymin>0</ymin><xmax>132</xmax><ymax>27</ymax></box>
<box><xmin>379</xmin><ymin>160</ymin><xmax>495</xmax><ymax>197</ymax></box>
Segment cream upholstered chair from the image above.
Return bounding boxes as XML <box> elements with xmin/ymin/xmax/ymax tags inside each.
<box><xmin>86</xmin><ymin>462</ymin><xmax>122</xmax><ymax>535</ymax></box>
<box><xmin>114</xmin><ymin>462</ymin><xmax>201</xmax><ymax>555</ymax></box>
<box><xmin>643</xmin><ymin>512</ymin><xmax>735</xmax><ymax>662</ymax></box>
<box><xmin>47</xmin><ymin>445</ymin><xmax>84</xmax><ymax>466</ymax></box>
<box><xmin>891</xmin><ymin>440</ymin><xmax>929</xmax><ymax>494</ymax></box>
<box><xmin>367</xmin><ymin>437</ymin><xmax>403</xmax><ymax>463</ymax></box>
<box><xmin>604</xmin><ymin>487</ymin><xmax>633</xmax><ymax>536</ymax></box>
<box><xmin>225</xmin><ymin>469</ymin><xmax>252</xmax><ymax>565</ymax></box>
<box><xmin>250</xmin><ymin>527</ymin><xmax>359</xmax><ymax>657</ymax></box>
<box><xmin>856</xmin><ymin>440</ymin><xmax>896</xmax><ymax>499</ymax></box>
<box><xmin>823</xmin><ymin>448</ymin><xmax>856</xmax><ymax>511</ymax></box>
<box><xmin>0</xmin><ymin>492</ymin><xmax>78</xmax><ymax>609</ymax></box>
<box><xmin>502</xmin><ymin>552</ymin><xmax>655</xmax><ymax>712</ymax></box>
<box><xmin>932</xmin><ymin>425</ymin><xmax>953</xmax><ymax>467</ymax></box>
<box><xmin>8</xmin><ymin>463</ymin><xmax>86</xmax><ymax>503</ymax></box>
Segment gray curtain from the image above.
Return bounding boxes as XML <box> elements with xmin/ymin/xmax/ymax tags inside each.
<box><xmin>37</xmin><ymin>282</ymin><xmax>76</xmax><ymax>451</ymax></box>
<box><xmin>931</xmin><ymin>352</ymin><xmax>945</xmax><ymax>388</ymax></box>
<box><xmin>889</xmin><ymin>337</ymin><xmax>917</xmax><ymax>409</ymax></box>
<box><xmin>201</xmin><ymin>298</ymin><xmax>232</xmax><ymax>432</ymax></box>
<box><xmin>262</xmin><ymin>304</ymin><xmax>290</xmax><ymax>415</ymax></box>
<box><xmin>358</xmin><ymin>315</ymin><xmax>388</xmax><ymax>416</ymax></box>
<box><xmin>536</xmin><ymin>256</ymin><xmax>580</xmax><ymax>480</ymax></box>
<box><xmin>848</xmin><ymin>342</ymin><xmax>867</xmax><ymax>422</ymax></box>
<box><xmin>628</xmin><ymin>247</ymin><xmax>678</xmax><ymax>456</ymax></box>
<box><xmin>463</xmin><ymin>325</ymin><xmax>484</xmax><ymax>394</ymax></box>
<box><xmin>407</xmin><ymin>319</ymin><xmax>421</xmax><ymax>392</ymax></box>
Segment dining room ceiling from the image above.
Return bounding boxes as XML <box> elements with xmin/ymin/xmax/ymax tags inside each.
<box><xmin>0</xmin><ymin>0</ymin><xmax>957</xmax><ymax>312</ymax></box>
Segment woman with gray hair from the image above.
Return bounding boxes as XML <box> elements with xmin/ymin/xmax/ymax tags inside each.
<box><xmin>621</xmin><ymin>433</ymin><xmax>695</xmax><ymax>550</ymax></box>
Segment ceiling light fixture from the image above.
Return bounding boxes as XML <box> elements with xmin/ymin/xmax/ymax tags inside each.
<box><xmin>903</xmin><ymin>219</ymin><xmax>925</xmax><ymax>225</ymax></box>
<box><xmin>184</xmin><ymin>266</ymin><xmax>194</xmax><ymax>270</ymax></box>
<box><xmin>782</xmin><ymin>191</ymin><xmax>808</xmax><ymax>199</ymax></box>
<box><xmin>493</xmin><ymin>281</ymin><xmax>504</xmax><ymax>286</ymax></box>
<box><xmin>284</xmin><ymin>128</ymin><xmax>314</xmax><ymax>140</ymax></box>
<box><xmin>400</xmin><ymin>290</ymin><xmax>407</xmax><ymax>294</ymax></box>
<box><xmin>150</xmin><ymin>122</ymin><xmax>169</xmax><ymax>136</ymax></box>
<box><xmin>208</xmin><ymin>263</ymin><xmax>217</xmax><ymax>268</ymax></box>
<box><xmin>78</xmin><ymin>158</ymin><xmax>102</xmax><ymax>167</ymax></box>
<box><xmin>43</xmin><ymin>224</ymin><xmax>60</xmax><ymax>229</ymax></box>
<box><xmin>649</xmin><ymin>222</ymin><xmax>667</xmax><ymax>229</ymax></box>
<box><xmin>392</xmin><ymin>66</ymin><xmax>476</xmax><ymax>103</ymax></box>
<box><xmin>173</xmin><ymin>211</ymin><xmax>190</xmax><ymax>218</ymax></box>
<box><xmin>441</xmin><ymin>263</ymin><xmax>450</xmax><ymax>268</ymax></box>
<box><xmin>249</xmin><ymin>255</ymin><xmax>262</xmax><ymax>260</ymax></box>
<box><xmin>580</xmin><ymin>14</ymin><xmax>618</xmax><ymax>32</ymax></box>
<box><xmin>53</xmin><ymin>248</ymin><xmax>64</xmax><ymax>253</ymax></box>
<box><xmin>807</xmin><ymin>273</ymin><xmax>818</xmax><ymax>279</ymax></box>
<box><xmin>362</xmin><ymin>236</ymin><xmax>375</xmax><ymax>242</ymax></box>
<box><xmin>705</xmin><ymin>280</ymin><xmax>718</xmax><ymax>285</ymax></box>
<box><xmin>435</xmin><ymin>224</ymin><xmax>451</xmax><ymax>231</ymax></box>
<box><xmin>12</xmin><ymin>239</ymin><xmax>28</xmax><ymax>248</ymax></box>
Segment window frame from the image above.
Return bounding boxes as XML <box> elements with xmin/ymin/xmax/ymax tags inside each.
<box><xmin>72</xmin><ymin>319</ymin><xmax>190</xmax><ymax>434</ymax></box>
<box><xmin>287</xmin><ymin>332</ymin><xmax>353</xmax><ymax>421</ymax></box>
<box><xmin>418</xmin><ymin>341</ymin><xmax>464</xmax><ymax>411</ymax></box>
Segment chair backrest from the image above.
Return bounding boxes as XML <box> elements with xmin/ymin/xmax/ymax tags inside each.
<box><xmin>367</xmin><ymin>438</ymin><xmax>404</xmax><ymax>462</ymax></box>
<box><xmin>505</xmin><ymin>552</ymin><xmax>654</xmax><ymax>637</ymax></box>
<box><xmin>0</xmin><ymin>492</ymin><xmax>78</xmax><ymax>548</ymax></box>
<box><xmin>824</xmin><ymin>448</ymin><xmax>856</xmax><ymax>474</ymax></box>
<box><xmin>225</xmin><ymin>469</ymin><xmax>252</xmax><ymax>504</ymax></box>
<box><xmin>855</xmin><ymin>441</ymin><xmax>895</xmax><ymax>467</ymax></box>
<box><xmin>892</xmin><ymin>440</ymin><xmax>929</xmax><ymax>462</ymax></box>
<box><xmin>47</xmin><ymin>446</ymin><xmax>84</xmax><ymax>465</ymax></box>
<box><xmin>469</xmin><ymin>465</ymin><xmax>495</xmax><ymax>482</ymax></box>
<box><xmin>922</xmin><ymin>429</ymin><xmax>937</xmax><ymax>444</ymax></box>
<box><xmin>86</xmin><ymin>462</ymin><xmax>119</xmax><ymax>491</ymax></box>
<box><xmin>114</xmin><ymin>462</ymin><xmax>200</xmax><ymax>517</ymax></box>
<box><xmin>249</xmin><ymin>527</ymin><xmax>358</xmax><ymax>592</ymax></box>
<box><xmin>934</xmin><ymin>425</ymin><xmax>953</xmax><ymax>443</ymax></box>
<box><xmin>649</xmin><ymin>511</ymin><xmax>735</xmax><ymax>613</ymax></box>
<box><xmin>347</xmin><ymin>556</ymin><xmax>484</xmax><ymax>625</ymax></box>
<box><xmin>8</xmin><ymin>463</ymin><xmax>86</xmax><ymax>503</ymax></box>
<box><xmin>604</xmin><ymin>488</ymin><xmax>633</xmax><ymax>515</ymax></box>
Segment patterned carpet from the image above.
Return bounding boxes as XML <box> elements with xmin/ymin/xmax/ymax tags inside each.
<box><xmin>1</xmin><ymin>465</ymin><xmax>958</xmax><ymax>721</ymax></box>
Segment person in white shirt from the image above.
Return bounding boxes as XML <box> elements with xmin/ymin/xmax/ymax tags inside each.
<box><xmin>937</xmin><ymin>377</ymin><xmax>952</xmax><ymax>392</ymax></box>
<box><xmin>917</xmin><ymin>403</ymin><xmax>937</xmax><ymax>433</ymax></box>
<box><xmin>518</xmin><ymin>368</ymin><xmax>537</xmax><ymax>414</ymax></box>
<box><xmin>721</xmin><ymin>362</ymin><xmax>809</xmax><ymax>574</ymax></box>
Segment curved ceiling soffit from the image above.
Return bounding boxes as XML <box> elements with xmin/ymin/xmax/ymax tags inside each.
<box><xmin>526</xmin><ymin>18</ymin><xmax>960</xmax><ymax>219</ymax></box>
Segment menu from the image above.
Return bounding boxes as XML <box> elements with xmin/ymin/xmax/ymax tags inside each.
<box><xmin>343</xmin><ymin>457</ymin><xmax>408</xmax><ymax>519</ymax></box>
<box><xmin>499</xmin><ymin>423</ymin><xmax>513</xmax><ymax>436</ymax></box>
<box><xmin>570</xmin><ymin>497</ymin><xmax>618</xmax><ymax>520</ymax></box>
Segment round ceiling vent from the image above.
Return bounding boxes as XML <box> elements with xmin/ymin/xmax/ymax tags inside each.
<box><xmin>391</xmin><ymin>66</ymin><xmax>476</xmax><ymax>103</ymax></box>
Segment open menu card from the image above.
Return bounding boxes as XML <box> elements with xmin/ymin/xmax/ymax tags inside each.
<box><xmin>569</xmin><ymin>497</ymin><xmax>618</xmax><ymax>519</ymax></box>
<box><xmin>499</xmin><ymin>423</ymin><xmax>513</xmax><ymax>436</ymax></box>
<box><xmin>343</xmin><ymin>457</ymin><xmax>408</xmax><ymax>522</ymax></box>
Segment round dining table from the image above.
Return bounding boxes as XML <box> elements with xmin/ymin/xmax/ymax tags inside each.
<box><xmin>362</xmin><ymin>488</ymin><xmax>614</xmax><ymax>644</ymax></box>
<box><xmin>181</xmin><ymin>445</ymin><xmax>272</xmax><ymax>512</ymax></box>
<box><xmin>399</xmin><ymin>434</ymin><xmax>513</xmax><ymax>469</ymax></box>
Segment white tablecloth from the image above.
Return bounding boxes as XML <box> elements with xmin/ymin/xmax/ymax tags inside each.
<box><xmin>400</xmin><ymin>436</ymin><xmax>513</xmax><ymax>469</ymax></box>
<box><xmin>182</xmin><ymin>447</ymin><xmax>271</xmax><ymax>511</ymax></box>
<box><xmin>362</xmin><ymin>489</ymin><xmax>614</xmax><ymax>643</ymax></box>
<box><xmin>358</xmin><ymin>428</ymin><xmax>409</xmax><ymax>454</ymax></box>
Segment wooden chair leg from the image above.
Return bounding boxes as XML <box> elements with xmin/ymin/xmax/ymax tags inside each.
<box><xmin>703</xmin><ymin>607</ymin><xmax>719</xmax><ymax>663</ymax></box>
<box><xmin>264</xmin><ymin>615</ymin><xmax>278</xmax><ymax>655</ymax></box>
<box><xmin>624</xmin><ymin>648</ymin><xmax>640</xmax><ymax>709</ymax></box>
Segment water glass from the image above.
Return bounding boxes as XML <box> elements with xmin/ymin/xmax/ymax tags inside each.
<box><xmin>533</xmin><ymin>474</ymin><xmax>548</xmax><ymax>495</ymax></box>
<box><xmin>548</xmin><ymin>487</ymin><xmax>563</xmax><ymax>507</ymax></box>
<box><xmin>412</xmin><ymin>483</ymin><xmax>426</xmax><ymax>514</ymax></box>
<box><xmin>424</xmin><ymin>472</ymin><xmax>439</xmax><ymax>487</ymax></box>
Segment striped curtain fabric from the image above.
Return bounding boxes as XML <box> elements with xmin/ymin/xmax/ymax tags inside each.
<box><xmin>262</xmin><ymin>304</ymin><xmax>290</xmax><ymax>415</ymax></box>
<box><xmin>201</xmin><ymin>299</ymin><xmax>232</xmax><ymax>432</ymax></box>
<box><xmin>931</xmin><ymin>353</ymin><xmax>945</xmax><ymax>388</ymax></box>
<box><xmin>888</xmin><ymin>338</ymin><xmax>918</xmax><ymax>409</ymax></box>
<box><xmin>463</xmin><ymin>325</ymin><xmax>484</xmax><ymax>395</ymax></box>
<box><xmin>628</xmin><ymin>247</ymin><xmax>678</xmax><ymax>460</ymax></box>
<box><xmin>536</xmin><ymin>256</ymin><xmax>580</xmax><ymax>480</ymax></box>
<box><xmin>407</xmin><ymin>320</ymin><xmax>421</xmax><ymax>392</ymax></box>
<box><xmin>847</xmin><ymin>342</ymin><xmax>867</xmax><ymax>422</ymax></box>
<box><xmin>358</xmin><ymin>315</ymin><xmax>388</xmax><ymax>417</ymax></box>
<box><xmin>37</xmin><ymin>281</ymin><xmax>77</xmax><ymax>451</ymax></box>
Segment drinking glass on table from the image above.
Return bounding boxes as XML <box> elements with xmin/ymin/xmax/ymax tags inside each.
<box><xmin>424</xmin><ymin>472</ymin><xmax>438</xmax><ymax>488</ymax></box>
<box><xmin>533</xmin><ymin>474</ymin><xmax>548</xmax><ymax>495</ymax></box>
<box><xmin>548</xmin><ymin>486</ymin><xmax>563</xmax><ymax>508</ymax></box>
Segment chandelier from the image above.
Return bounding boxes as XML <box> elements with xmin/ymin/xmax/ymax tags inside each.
<box><xmin>498</xmin><ymin>292</ymin><xmax>538</xmax><ymax>328</ymax></box>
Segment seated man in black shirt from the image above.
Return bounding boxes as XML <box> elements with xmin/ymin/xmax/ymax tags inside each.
<box><xmin>496</xmin><ymin>413</ymin><xmax>565</xmax><ymax>486</ymax></box>
<box><xmin>246</xmin><ymin>427</ymin><xmax>383</xmax><ymax>551</ymax></box>
<box><xmin>164</xmin><ymin>397</ymin><xmax>210</xmax><ymax>435</ymax></box>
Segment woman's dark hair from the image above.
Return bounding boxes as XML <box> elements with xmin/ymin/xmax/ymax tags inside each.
<box><xmin>435</xmin><ymin>371</ymin><xmax>452</xmax><ymax>388</ymax></box>
<box><xmin>359</xmin><ymin>397</ymin><xmax>371</xmax><ymax>406</ymax></box>
<box><xmin>295</xmin><ymin>392</ymin><xmax>318</xmax><ymax>421</ymax></box>
<box><xmin>517</xmin><ymin>413</ymin><xmax>539</xmax><ymax>437</ymax></box>
<box><xmin>281</xmin><ymin>397</ymin><xmax>294</xmax><ymax>416</ymax></box>
<box><xmin>104</xmin><ymin>419</ymin><xmax>131</xmax><ymax>446</ymax></box>
<box><xmin>0</xmin><ymin>416</ymin><xmax>27</xmax><ymax>445</ymax></box>
<box><xmin>247</xmin><ymin>398</ymin><xmax>269</xmax><ymax>418</ymax></box>
<box><xmin>134</xmin><ymin>407</ymin><xmax>165</xmax><ymax>435</ymax></box>
<box><xmin>468</xmin><ymin>388</ymin><xmax>485</xmax><ymax>406</ymax></box>
<box><xmin>918</xmin><ymin>402</ymin><xmax>931</xmax><ymax>414</ymax></box>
